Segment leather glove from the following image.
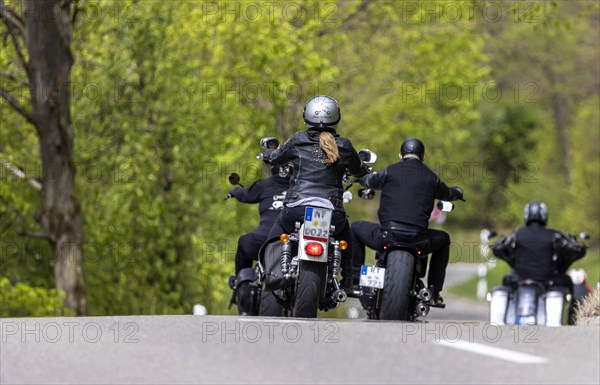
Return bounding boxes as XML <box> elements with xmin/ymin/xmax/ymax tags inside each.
<box><xmin>451</xmin><ymin>186</ymin><xmax>464</xmax><ymax>201</ymax></box>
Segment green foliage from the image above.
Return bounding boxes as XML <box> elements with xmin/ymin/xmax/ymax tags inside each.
<box><xmin>1</xmin><ymin>0</ymin><xmax>598</xmax><ymax>316</ymax></box>
<box><xmin>0</xmin><ymin>277</ymin><xmax>73</xmax><ymax>317</ymax></box>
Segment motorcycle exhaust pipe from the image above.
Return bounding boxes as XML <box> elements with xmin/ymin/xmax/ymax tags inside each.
<box><xmin>333</xmin><ymin>289</ymin><xmax>347</xmax><ymax>303</ymax></box>
<box><xmin>418</xmin><ymin>287</ymin><xmax>432</xmax><ymax>301</ymax></box>
<box><xmin>416</xmin><ymin>302</ymin><xmax>430</xmax><ymax>317</ymax></box>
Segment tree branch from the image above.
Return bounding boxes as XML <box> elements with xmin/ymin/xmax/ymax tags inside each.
<box><xmin>1</xmin><ymin>161</ymin><xmax>42</xmax><ymax>190</ymax></box>
<box><xmin>1</xmin><ymin>1</ymin><xmax>29</xmax><ymax>74</ymax></box>
<box><xmin>341</xmin><ymin>0</ymin><xmax>373</xmax><ymax>25</ymax></box>
<box><xmin>0</xmin><ymin>87</ymin><xmax>35</xmax><ymax>125</ymax></box>
<box><xmin>8</xmin><ymin>25</ymin><xmax>29</xmax><ymax>73</ymax></box>
<box><xmin>18</xmin><ymin>230</ymin><xmax>52</xmax><ymax>240</ymax></box>
<box><xmin>317</xmin><ymin>0</ymin><xmax>373</xmax><ymax>37</ymax></box>
<box><xmin>0</xmin><ymin>1</ymin><xmax>25</xmax><ymax>37</ymax></box>
<box><xmin>0</xmin><ymin>70</ymin><xmax>28</xmax><ymax>87</ymax></box>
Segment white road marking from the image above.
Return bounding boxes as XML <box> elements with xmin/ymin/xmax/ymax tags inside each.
<box><xmin>435</xmin><ymin>340</ymin><xmax>548</xmax><ymax>364</ymax></box>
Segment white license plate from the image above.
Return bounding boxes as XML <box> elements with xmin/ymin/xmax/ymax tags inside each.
<box><xmin>360</xmin><ymin>265</ymin><xmax>385</xmax><ymax>289</ymax></box>
<box><xmin>303</xmin><ymin>207</ymin><xmax>332</xmax><ymax>240</ymax></box>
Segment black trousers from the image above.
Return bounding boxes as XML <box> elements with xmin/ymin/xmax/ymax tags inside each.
<box><xmin>267</xmin><ymin>206</ymin><xmax>354</xmax><ymax>284</ymax></box>
<box><xmin>351</xmin><ymin>221</ymin><xmax>451</xmax><ymax>293</ymax></box>
<box><xmin>235</xmin><ymin>230</ymin><xmax>269</xmax><ymax>275</ymax></box>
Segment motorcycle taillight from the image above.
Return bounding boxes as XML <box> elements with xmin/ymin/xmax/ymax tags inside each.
<box><xmin>305</xmin><ymin>242</ymin><xmax>324</xmax><ymax>256</ymax></box>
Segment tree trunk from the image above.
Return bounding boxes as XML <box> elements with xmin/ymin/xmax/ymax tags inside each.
<box><xmin>25</xmin><ymin>0</ymin><xmax>87</xmax><ymax>315</ymax></box>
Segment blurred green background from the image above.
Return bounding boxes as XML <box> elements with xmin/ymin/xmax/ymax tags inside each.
<box><xmin>1</xmin><ymin>0</ymin><xmax>598</xmax><ymax>316</ymax></box>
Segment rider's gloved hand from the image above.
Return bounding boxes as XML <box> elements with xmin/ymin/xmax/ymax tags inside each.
<box><xmin>343</xmin><ymin>190</ymin><xmax>353</xmax><ymax>204</ymax></box>
<box><xmin>225</xmin><ymin>189</ymin><xmax>236</xmax><ymax>200</ymax></box>
<box><xmin>451</xmin><ymin>186</ymin><xmax>464</xmax><ymax>201</ymax></box>
<box><xmin>262</xmin><ymin>148</ymin><xmax>276</xmax><ymax>164</ymax></box>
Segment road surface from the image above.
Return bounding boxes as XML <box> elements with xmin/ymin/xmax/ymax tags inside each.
<box><xmin>2</xmin><ymin>264</ymin><xmax>598</xmax><ymax>384</ymax></box>
<box><xmin>1</xmin><ymin>315</ymin><xmax>599</xmax><ymax>384</ymax></box>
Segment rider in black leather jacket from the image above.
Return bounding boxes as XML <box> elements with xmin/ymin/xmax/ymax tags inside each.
<box><xmin>266</xmin><ymin>96</ymin><xmax>370</xmax><ymax>289</ymax></box>
<box><xmin>492</xmin><ymin>201</ymin><xmax>586</xmax><ymax>291</ymax></box>
<box><xmin>227</xmin><ymin>138</ymin><xmax>291</xmax><ymax>315</ymax></box>
<box><xmin>351</xmin><ymin>138</ymin><xmax>464</xmax><ymax>303</ymax></box>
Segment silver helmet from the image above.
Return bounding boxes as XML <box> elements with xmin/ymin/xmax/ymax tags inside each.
<box><xmin>303</xmin><ymin>96</ymin><xmax>341</xmax><ymax>130</ymax></box>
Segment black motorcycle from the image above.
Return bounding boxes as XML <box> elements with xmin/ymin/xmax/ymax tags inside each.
<box><xmin>258</xmin><ymin>149</ymin><xmax>378</xmax><ymax>318</ymax></box>
<box><xmin>225</xmin><ymin>137</ymin><xmax>287</xmax><ymax>317</ymax></box>
<box><xmin>488</xmin><ymin>232</ymin><xmax>590</xmax><ymax>326</ymax></box>
<box><xmin>353</xmin><ymin>201</ymin><xmax>456</xmax><ymax>321</ymax></box>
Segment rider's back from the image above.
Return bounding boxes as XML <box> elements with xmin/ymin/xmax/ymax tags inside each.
<box><xmin>378</xmin><ymin>158</ymin><xmax>453</xmax><ymax>231</ymax></box>
<box><xmin>512</xmin><ymin>223</ymin><xmax>557</xmax><ymax>282</ymax></box>
<box><xmin>272</xmin><ymin>130</ymin><xmax>365</xmax><ymax>209</ymax></box>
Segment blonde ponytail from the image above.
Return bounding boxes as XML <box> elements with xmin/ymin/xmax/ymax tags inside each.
<box><xmin>320</xmin><ymin>131</ymin><xmax>339</xmax><ymax>165</ymax></box>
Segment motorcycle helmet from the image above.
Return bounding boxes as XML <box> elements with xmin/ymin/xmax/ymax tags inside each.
<box><xmin>523</xmin><ymin>201</ymin><xmax>548</xmax><ymax>226</ymax></box>
<box><xmin>260</xmin><ymin>137</ymin><xmax>280</xmax><ymax>150</ymax></box>
<box><xmin>400</xmin><ymin>138</ymin><xmax>425</xmax><ymax>160</ymax></box>
<box><xmin>303</xmin><ymin>96</ymin><xmax>341</xmax><ymax>131</ymax></box>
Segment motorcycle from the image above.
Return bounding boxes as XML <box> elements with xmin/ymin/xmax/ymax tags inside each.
<box><xmin>225</xmin><ymin>137</ymin><xmax>287</xmax><ymax>317</ymax></box>
<box><xmin>258</xmin><ymin>149</ymin><xmax>378</xmax><ymax>318</ymax></box>
<box><xmin>488</xmin><ymin>232</ymin><xmax>590</xmax><ymax>326</ymax></box>
<box><xmin>352</xmin><ymin>200</ymin><xmax>456</xmax><ymax>321</ymax></box>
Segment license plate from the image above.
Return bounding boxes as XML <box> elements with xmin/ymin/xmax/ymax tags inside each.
<box><xmin>360</xmin><ymin>265</ymin><xmax>385</xmax><ymax>289</ymax></box>
<box><xmin>303</xmin><ymin>207</ymin><xmax>332</xmax><ymax>240</ymax></box>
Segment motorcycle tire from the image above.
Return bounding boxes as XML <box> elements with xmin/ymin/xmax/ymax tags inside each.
<box><xmin>293</xmin><ymin>260</ymin><xmax>327</xmax><ymax>318</ymax></box>
<box><xmin>380</xmin><ymin>250</ymin><xmax>414</xmax><ymax>321</ymax></box>
<box><xmin>258</xmin><ymin>290</ymin><xmax>284</xmax><ymax>317</ymax></box>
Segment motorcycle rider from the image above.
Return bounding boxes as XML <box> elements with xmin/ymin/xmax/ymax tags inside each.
<box><xmin>227</xmin><ymin>138</ymin><xmax>291</xmax><ymax>314</ymax></box>
<box><xmin>351</xmin><ymin>138</ymin><xmax>464</xmax><ymax>304</ymax></box>
<box><xmin>492</xmin><ymin>201</ymin><xmax>587</xmax><ymax>299</ymax></box>
<box><xmin>265</xmin><ymin>95</ymin><xmax>371</xmax><ymax>290</ymax></box>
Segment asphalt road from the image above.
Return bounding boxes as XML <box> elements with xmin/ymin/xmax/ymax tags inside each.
<box><xmin>2</xmin><ymin>264</ymin><xmax>598</xmax><ymax>385</ymax></box>
<box><xmin>1</xmin><ymin>315</ymin><xmax>599</xmax><ymax>384</ymax></box>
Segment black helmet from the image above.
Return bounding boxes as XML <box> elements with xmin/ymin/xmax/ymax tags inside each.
<box><xmin>400</xmin><ymin>138</ymin><xmax>425</xmax><ymax>160</ymax></box>
<box><xmin>524</xmin><ymin>201</ymin><xmax>548</xmax><ymax>226</ymax></box>
<box><xmin>303</xmin><ymin>96</ymin><xmax>341</xmax><ymax>131</ymax></box>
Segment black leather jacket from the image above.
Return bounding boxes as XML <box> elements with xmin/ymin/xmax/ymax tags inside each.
<box><xmin>229</xmin><ymin>174</ymin><xmax>290</xmax><ymax>236</ymax></box>
<box><xmin>360</xmin><ymin>158</ymin><xmax>462</xmax><ymax>231</ymax></box>
<box><xmin>269</xmin><ymin>129</ymin><xmax>369</xmax><ymax>210</ymax></box>
<box><xmin>492</xmin><ymin>223</ymin><xmax>586</xmax><ymax>281</ymax></box>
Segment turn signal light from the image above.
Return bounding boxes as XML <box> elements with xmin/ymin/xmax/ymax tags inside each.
<box><xmin>339</xmin><ymin>240</ymin><xmax>348</xmax><ymax>250</ymax></box>
<box><xmin>280</xmin><ymin>234</ymin><xmax>289</xmax><ymax>243</ymax></box>
<box><xmin>305</xmin><ymin>242</ymin><xmax>324</xmax><ymax>256</ymax></box>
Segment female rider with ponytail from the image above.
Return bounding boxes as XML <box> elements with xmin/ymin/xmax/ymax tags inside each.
<box><xmin>266</xmin><ymin>95</ymin><xmax>370</xmax><ymax>290</ymax></box>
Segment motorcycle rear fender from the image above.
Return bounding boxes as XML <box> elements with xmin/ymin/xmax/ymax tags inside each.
<box><xmin>298</xmin><ymin>225</ymin><xmax>329</xmax><ymax>263</ymax></box>
<box><xmin>516</xmin><ymin>284</ymin><xmax>542</xmax><ymax>319</ymax></box>
<box><xmin>378</xmin><ymin>246</ymin><xmax>427</xmax><ymax>277</ymax></box>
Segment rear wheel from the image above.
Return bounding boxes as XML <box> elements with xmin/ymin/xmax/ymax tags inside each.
<box><xmin>258</xmin><ymin>289</ymin><xmax>284</xmax><ymax>317</ymax></box>
<box><xmin>293</xmin><ymin>260</ymin><xmax>327</xmax><ymax>318</ymax></box>
<box><xmin>379</xmin><ymin>250</ymin><xmax>415</xmax><ymax>321</ymax></box>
